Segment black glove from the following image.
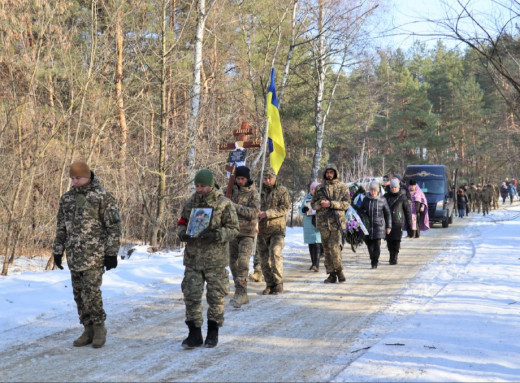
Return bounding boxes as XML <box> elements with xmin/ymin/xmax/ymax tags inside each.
<box><xmin>104</xmin><ymin>256</ymin><xmax>118</xmax><ymax>271</ymax></box>
<box><xmin>199</xmin><ymin>230</ymin><xmax>218</xmax><ymax>244</ymax></box>
<box><xmin>302</xmin><ymin>206</ymin><xmax>309</xmax><ymax>213</ymax></box>
<box><xmin>54</xmin><ymin>254</ymin><xmax>64</xmax><ymax>270</ymax></box>
<box><xmin>180</xmin><ymin>233</ymin><xmax>194</xmax><ymax>244</ymax></box>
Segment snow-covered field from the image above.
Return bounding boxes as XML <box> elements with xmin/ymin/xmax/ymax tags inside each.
<box><xmin>1</xmin><ymin>204</ymin><xmax>519</xmax><ymax>382</ymax></box>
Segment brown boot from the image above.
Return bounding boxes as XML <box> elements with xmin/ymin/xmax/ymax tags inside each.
<box><xmin>92</xmin><ymin>323</ymin><xmax>107</xmax><ymax>348</ymax></box>
<box><xmin>262</xmin><ymin>285</ymin><xmax>273</xmax><ymax>295</ymax></box>
<box><xmin>336</xmin><ymin>270</ymin><xmax>346</xmax><ymax>283</ymax></box>
<box><xmin>231</xmin><ymin>287</ymin><xmax>249</xmax><ymax>308</ymax></box>
<box><xmin>324</xmin><ymin>272</ymin><xmax>337</xmax><ymax>284</ymax></box>
<box><xmin>249</xmin><ymin>271</ymin><xmax>262</xmax><ymax>282</ymax></box>
<box><xmin>272</xmin><ymin>283</ymin><xmax>283</xmax><ymax>295</ymax></box>
<box><xmin>73</xmin><ymin>325</ymin><xmax>93</xmax><ymax>347</ymax></box>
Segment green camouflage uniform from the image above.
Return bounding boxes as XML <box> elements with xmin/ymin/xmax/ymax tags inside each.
<box><xmin>230</xmin><ymin>182</ymin><xmax>260</xmax><ymax>289</ymax></box>
<box><xmin>178</xmin><ymin>188</ymin><xmax>239</xmax><ymax>327</ymax></box>
<box><xmin>52</xmin><ymin>173</ymin><xmax>121</xmax><ymax>326</ymax></box>
<box><xmin>311</xmin><ymin>164</ymin><xmax>351</xmax><ymax>273</ymax></box>
<box><xmin>481</xmin><ymin>185</ymin><xmax>493</xmax><ymax>215</ymax></box>
<box><xmin>490</xmin><ymin>183</ymin><xmax>499</xmax><ymax>209</ymax></box>
<box><xmin>474</xmin><ymin>186</ymin><xmax>483</xmax><ymax>213</ymax></box>
<box><xmin>257</xmin><ymin>181</ymin><xmax>290</xmax><ymax>289</ymax></box>
<box><xmin>466</xmin><ymin>186</ymin><xmax>475</xmax><ymax>212</ymax></box>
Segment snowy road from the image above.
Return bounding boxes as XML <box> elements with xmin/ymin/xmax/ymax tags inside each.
<box><xmin>0</xmin><ymin>219</ymin><xmax>486</xmax><ymax>382</ymax></box>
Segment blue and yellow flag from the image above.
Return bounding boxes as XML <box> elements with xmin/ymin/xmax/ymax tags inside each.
<box><xmin>266</xmin><ymin>68</ymin><xmax>285</xmax><ymax>174</ymax></box>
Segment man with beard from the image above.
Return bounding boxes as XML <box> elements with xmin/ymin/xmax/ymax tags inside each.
<box><xmin>312</xmin><ymin>164</ymin><xmax>351</xmax><ymax>283</ymax></box>
<box><xmin>229</xmin><ymin>166</ymin><xmax>260</xmax><ymax>308</ymax></box>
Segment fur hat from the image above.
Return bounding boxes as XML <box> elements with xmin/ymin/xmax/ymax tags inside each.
<box><xmin>263</xmin><ymin>167</ymin><xmax>277</xmax><ymax>178</ymax></box>
<box><xmin>235</xmin><ymin>166</ymin><xmax>251</xmax><ymax>181</ymax></box>
<box><xmin>69</xmin><ymin>162</ymin><xmax>91</xmax><ymax>178</ymax></box>
<box><xmin>194</xmin><ymin>169</ymin><xmax>215</xmax><ymax>187</ymax></box>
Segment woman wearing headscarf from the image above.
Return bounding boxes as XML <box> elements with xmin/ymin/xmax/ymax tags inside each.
<box><xmin>360</xmin><ymin>181</ymin><xmax>392</xmax><ymax>269</ymax></box>
<box><xmin>408</xmin><ymin>179</ymin><xmax>430</xmax><ymax>238</ymax></box>
<box><xmin>300</xmin><ymin>181</ymin><xmax>323</xmax><ymax>272</ymax></box>
<box><xmin>384</xmin><ymin>178</ymin><xmax>413</xmax><ymax>265</ymax></box>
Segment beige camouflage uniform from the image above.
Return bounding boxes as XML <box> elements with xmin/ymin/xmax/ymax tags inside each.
<box><xmin>229</xmin><ymin>181</ymin><xmax>260</xmax><ymax>305</ymax></box>
<box><xmin>481</xmin><ymin>184</ymin><xmax>493</xmax><ymax>215</ymax></box>
<box><xmin>312</xmin><ymin>164</ymin><xmax>351</xmax><ymax>276</ymax></box>
<box><xmin>52</xmin><ymin>173</ymin><xmax>121</xmax><ymax>326</ymax></box>
<box><xmin>257</xmin><ymin>170</ymin><xmax>290</xmax><ymax>292</ymax></box>
<box><xmin>178</xmin><ymin>188</ymin><xmax>239</xmax><ymax>327</ymax></box>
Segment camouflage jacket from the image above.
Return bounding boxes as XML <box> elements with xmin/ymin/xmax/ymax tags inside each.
<box><xmin>481</xmin><ymin>186</ymin><xmax>493</xmax><ymax>203</ymax></box>
<box><xmin>466</xmin><ymin>186</ymin><xmax>476</xmax><ymax>202</ymax></box>
<box><xmin>258</xmin><ymin>182</ymin><xmax>290</xmax><ymax>236</ymax></box>
<box><xmin>178</xmin><ymin>188</ymin><xmax>239</xmax><ymax>269</ymax></box>
<box><xmin>312</xmin><ymin>179</ymin><xmax>351</xmax><ymax>231</ymax></box>
<box><xmin>52</xmin><ymin>173</ymin><xmax>122</xmax><ymax>272</ymax></box>
<box><xmin>231</xmin><ymin>181</ymin><xmax>260</xmax><ymax>237</ymax></box>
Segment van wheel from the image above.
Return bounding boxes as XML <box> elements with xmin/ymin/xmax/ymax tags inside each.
<box><xmin>442</xmin><ymin>220</ymin><xmax>449</xmax><ymax>228</ymax></box>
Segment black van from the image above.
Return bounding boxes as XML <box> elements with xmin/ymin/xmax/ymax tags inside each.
<box><xmin>403</xmin><ymin>165</ymin><xmax>455</xmax><ymax>228</ymax></box>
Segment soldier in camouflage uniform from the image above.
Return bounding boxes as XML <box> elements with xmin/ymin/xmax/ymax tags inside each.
<box><xmin>229</xmin><ymin>166</ymin><xmax>260</xmax><ymax>308</ymax></box>
<box><xmin>490</xmin><ymin>183</ymin><xmax>499</xmax><ymax>209</ymax></box>
<box><xmin>177</xmin><ymin>169</ymin><xmax>239</xmax><ymax>348</ymax></box>
<box><xmin>257</xmin><ymin>167</ymin><xmax>290</xmax><ymax>295</ymax></box>
<box><xmin>53</xmin><ymin>162</ymin><xmax>121</xmax><ymax>349</ymax></box>
<box><xmin>481</xmin><ymin>182</ymin><xmax>493</xmax><ymax>216</ymax></box>
<box><xmin>311</xmin><ymin>164</ymin><xmax>351</xmax><ymax>284</ymax></box>
<box><xmin>466</xmin><ymin>183</ymin><xmax>476</xmax><ymax>213</ymax></box>
<box><xmin>475</xmin><ymin>184</ymin><xmax>483</xmax><ymax>213</ymax></box>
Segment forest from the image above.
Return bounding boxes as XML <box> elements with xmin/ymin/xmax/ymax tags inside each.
<box><xmin>1</xmin><ymin>0</ymin><xmax>520</xmax><ymax>274</ymax></box>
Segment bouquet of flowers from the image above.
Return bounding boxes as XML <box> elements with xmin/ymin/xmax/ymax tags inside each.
<box><xmin>342</xmin><ymin>206</ymin><xmax>368</xmax><ymax>252</ymax></box>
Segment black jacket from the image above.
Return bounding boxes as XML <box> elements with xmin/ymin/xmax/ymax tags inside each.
<box><xmin>360</xmin><ymin>194</ymin><xmax>392</xmax><ymax>240</ymax></box>
<box><xmin>457</xmin><ymin>194</ymin><xmax>468</xmax><ymax>210</ymax></box>
<box><xmin>384</xmin><ymin>190</ymin><xmax>413</xmax><ymax>240</ymax></box>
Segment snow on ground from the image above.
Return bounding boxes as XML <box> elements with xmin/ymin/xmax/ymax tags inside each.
<box><xmin>1</xmin><ymin>203</ymin><xmax>520</xmax><ymax>381</ymax></box>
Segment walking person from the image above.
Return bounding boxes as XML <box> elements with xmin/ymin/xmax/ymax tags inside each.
<box><xmin>475</xmin><ymin>184</ymin><xmax>483</xmax><ymax>213</ymax></box>
<box><xmin>408</xmin><ymin>179</ymin><xmax>429</xmax><ymax>237</ymax></box>
<box><xmin>457</xmin><ymin>187</ymin><xmax>468</xmax><ymax>218</ymax></box>
<box><xmin>52</xmin><ymin>161</ymin><xmax>122</xmax><ymax>349</ymax></box>
<box><xmin>481</xmin><ymin>182</ymin><xmax>493</xmax><ymax>216</ymax></box>
<box><xmin>229</xmin><ymin>166</ymin><xmax>260</xmax><ymax>308</ymax></box>
<box><xmin>312</xmin><ymin>164</ymin><xmax>351</xmax><ymax>283</ymax></box>
<box><xmin>177</xmin><ymin>169</ymin><xmax>239</xmax><ymax>348</ymax></box>
<box><xmin>500</xmin><ymin>182</ymin><xmax>509</xmax><ymax>205</ymax></box>
<box><xmin>507</xmin><ymin>182</ymin><xmax>516</xmax><ymax>204</ymax></box>
<box><xmin>257</xmin><ymin>167</ymin><xmax>290</xmax><ymax>295</ymax></box>
<box><xmin>384</xmin><ymin>179</ymin><xmax>412</xmax><ymax>265</ymax></box>
<box><xmin>299</xmin><ymin>181</ymin><xmax>323</xmax><ymax>272</ymax></box>
<box><xmin>361</xmin><ymin>181</ymin><xmax>392</xmax><ymax>269</ymax></box>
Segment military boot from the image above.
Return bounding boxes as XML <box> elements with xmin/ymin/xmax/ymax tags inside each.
<box><xmin>92</xmin><ymin>323</ymin><xmax>107</xmax><ymax>348</ymax></box>
<box><xmin>182</xmin><ymin>321</ymin><xmax>203</xmax><ymax>349</ymax></box>
<box><xmin>249</xmin><ymin>270</ymin><xmax>262</xmax><ymax>282</ymax></box>
<box><xmin>231</xmin><ymin>286</ymin><xmax>249</xmax><ymax>308</ymax></box>
<box><xmin>324</xmin><ymin>272</ymin><xmax>337</xmax><ymax>284</ymax></box>
<box><xmin>336</xmin><ymin>270</ymin><xmax>346</xmax><ymax>283</ymax></box>
<box><xmin>204</xmin><ymin>320</ymin><xmax>219</xmax><ymax>348</ymax></box>
<box><xmin>262</xmin><ymin>285</ymin><xmax>273</xmax><ymax>295</ymax></box>
<box><xmin>73</xmin><ymin>324</ymin><xmax>93</xmax><ymax>347</ymax></box>
<box><xmin>272</xmin><ymin>283</ymin><xmax>283</xmax><ymax>295</ymax></box>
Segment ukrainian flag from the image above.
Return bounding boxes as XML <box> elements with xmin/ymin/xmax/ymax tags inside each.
<box><xmin>266</xmin><ymin>68</ymin><xmax>285</xmax><ymax>174</ymax></box>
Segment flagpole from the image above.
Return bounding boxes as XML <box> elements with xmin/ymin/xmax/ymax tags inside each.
<box><xmin>251</xmin><ymin>69</ymin><xmax>274</xmax><ymax>271</ymax></box>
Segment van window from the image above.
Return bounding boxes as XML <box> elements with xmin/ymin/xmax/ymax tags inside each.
<box><xmin>415</xmin><ymin>180</ymin><xmax>445</xmax><ymax>194</ymax></box>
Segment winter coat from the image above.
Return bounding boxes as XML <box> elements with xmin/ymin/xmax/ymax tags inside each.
<box><xmin>178</xmin><ymin>188</ymin><xmax>239</xmax><ymax>270</ymax></box>
<box><xmin>258</xmin><ymin>181</ymin><xmax>290</xmax><ymax>236</ymax></box>
<box><xmin>299</xmin><ymin>193</ymin><xmax>321</xmax><ymax>244</ymax></box>
<box><xmin>360</xmin><ymin>193</ymin><xmax>392</xmax><ymax>240</ymax></box>
<box><xmin>231</xmin><ymin>181</ymin><xmax>260</xmax><ymax>237</ymax></box>
<box><xmin>52</xmin><ymin>173</ymin><xmax>122</xmax><ymax>272</ymax></box>
<box><xmin>384</xmin><ymin>190</ymin><xmax>412</xmax><ymax>241</ymax></box>
<box><xmin>457</xmin><ymin>193</ymin><xmax>468</xmax><ymax>210</ymax></box>
<box><xmin>311</xmin><ymin>163</ymin><xmax>351</xmax><ymax>231</ymax></box>
<box><xmin>500</xmin><ymin>185</ymin><xmax>509</xmax><ymax>199</ymax></box>
<box><xmin>507</xmin><ymin>183</ymin><xmax>516</xmax><ymax>196</ymax></box>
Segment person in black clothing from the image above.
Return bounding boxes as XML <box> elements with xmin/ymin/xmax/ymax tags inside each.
<box><xmin>361</xmin><ymin>181</ymin><xmax>392</xmax><ymax>269</ymax></box>
<box><xmin>457</xmin><ymin>187</ymin><xmax>468</xmax><ymax>218</ymax></box>
<box><xmin>384</xmin><ymin>179</ymin><xmax>413</xmax><ymax>265</ymax></box>
<box><xmin>393</xmin><ymin>174</ymin><xmax>412</xmax><ymax>202</ymax></box>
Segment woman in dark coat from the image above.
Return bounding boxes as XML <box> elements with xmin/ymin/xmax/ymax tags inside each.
<box><xmin>360</xmin><ymin>181</ymin><xmax>392</xmax><ymax>269</ymax></box>
<box><xmin>384</xmin><ymin>179</ymin><xmax>413</xmax><ymax>265</ymax></box>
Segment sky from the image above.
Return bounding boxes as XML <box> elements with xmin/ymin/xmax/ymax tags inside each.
<box><xmin>1</xmin><ymin>201</ymin><xmax>520</xmax><ymax>381</ymax></box>
<box><xmin>371</xmin><ymin>0</ymin><xmax>515</xmax><ymax>51</ymax></box>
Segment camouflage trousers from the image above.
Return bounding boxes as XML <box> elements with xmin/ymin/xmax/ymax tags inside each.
<box><xmin>70</xmin><ymin>268</ymin><xmax>106</xmax><ymax>326</ymax></box>
<box><xmin>229</xmin><ymin>236</ymin><xmax>253</xmax><ymax>289</ymax></box>
<box><xmin>252</xmin><ymin>245</ymin><xmax>262</xmax><ymax>274</ymax></box>
<box><xmin>473</xmin><ymin>200</ymin><xmax>481</xmax><ymax>213</ymax></box>
<box><xmin>482</xmin><ymin>202</ymin><xmax>490</xmax><ymax>215</ymax></box>
<box><xmin>319</xmin><ymin>229</ymin><xmax>343</xmax><ymax>273</ymax></box>
<box><xmin>181</xmin><ymin>266</ymin><xmax>229</xmax><ymax>328</ymax></box>
<box><xmin>257</xmin><ymin>233</ymin><xmax>284</xmax><ymax>287</ymax></box>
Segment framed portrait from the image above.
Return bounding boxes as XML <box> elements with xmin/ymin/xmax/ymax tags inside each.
<box><xmin>186</xmin><ymin>208</ymin><xmax>213</xmax><ymax>237</ymax></box>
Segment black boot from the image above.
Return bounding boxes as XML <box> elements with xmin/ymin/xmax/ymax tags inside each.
<box><xmin>312</xmin><ymin>244</ymin><xmax>321</xmax><ymax>272</ymax></box>
<box><xmin>309</xmin><ymin>244</ymin><xmax>316</xmax><ymax>270</ymax></box>
<box><xmin>204</xmin><ymin>320</ymin><xmax>219</xmax><ymax>348</ymax></box>
<box><xmin>324</xmin><ymin>272</ymin><xmax>337</xmax><ymax>283</ymax></box>
<box><xmin>336</xmin><ymin>270</ymin><xmax>346</xmax><ymax>283</ymax></box>
<box><xmin>182</xmin><ymin>321</ymin><xmax>203</xmax><ymax>349</ymax></box>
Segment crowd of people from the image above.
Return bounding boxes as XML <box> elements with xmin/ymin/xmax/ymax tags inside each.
<box><xmin>51</xmin><ymin>161</ymin><xmax>518</xmax><ymax>350</ymax></box>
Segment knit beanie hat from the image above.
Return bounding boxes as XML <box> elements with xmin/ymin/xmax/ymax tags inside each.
<box><xmin>409</xmin><ymin>179</ymin><xmax>417</xmax><ymax>185</ymax></box>
<box><xmin>264</xmin><ymin>167</ymin><xmax>277</xmax><ymax>178</ymax></box>
<box><xmin>235</xmin><ymin>166</ymin><xmax>251</xmax><ymax>180</ymax></box>
<box><xmin>390</xmin><ymin>179</ymin><xmax>400</xmax><ymax>188</ymax></box>
<box><xmin>194</xmin><ymin>169</ymin><xmax>215</xmax><ymax>187</ymax></box>
<box><xmin>69</xmin><ymin>162</ymin><xmax>91</xmax><ymax>178</ymax></box>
